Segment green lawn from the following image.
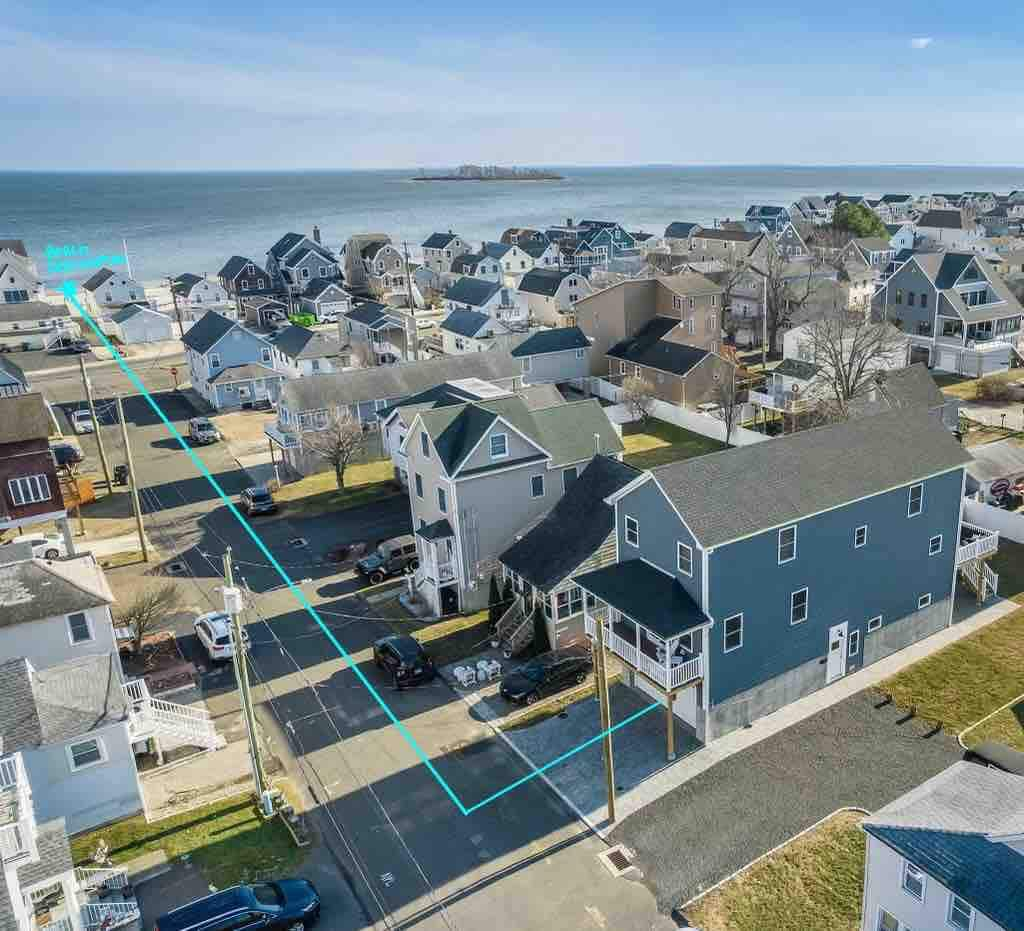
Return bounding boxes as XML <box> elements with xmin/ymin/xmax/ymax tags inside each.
<box><xmin>933</xmin><ymin>369</ymin><xmax>1021</xmax><ymax>401</ymax></box>
<box><xmin>377</xmin><ymin>600</ymin><xmax>495</xmax><ymax>665</ymax></box>
<box><xmin>622</xmin><ymin>420</ymin><xmax>726</xmax><ymax>469</ymax></box>
<box><xmin>989</xmin><ymin>539</ymin><xmax>1024</xmax><ymax>604</ymax></box>
<box><xmin>685</xmin><ymin>811</ymin><xmax>866</xmax><ymax>931</ymax></box>
<box><xmin>274</xmin><ymin>459</ymin><xmax>401</xmax><ymax>517</ymax></box>
<box><xmin>879</xmin><ymin>605</ymin><xmax>1024</xmax><ymax>750</ymax></box>
<box><xmin>70</xmin><ymin>793</ymin><xmax>305</xmax><ymax>888</ymax></box>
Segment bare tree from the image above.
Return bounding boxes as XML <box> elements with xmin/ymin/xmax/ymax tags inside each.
<box><xmin>710</xmin><ymin>365</ymin><xmax>742</xmax><ymax>446</ymax></box>
<box><xmin>622</xmin><ymin>375</ymin><xmax>656</xmax><ymax>423</ymax></box>
<box><xmin>117</xmin><ymin>582</ymin><xmax>181</xmax><ymax>654</ymax></box>
<box><xmin>802</xmin><ymin>302</ymin><xmax>908</xmax><ymax>422</ymax></box>
<box><xmin>305</xmin><ymin>412</ymin><xmax>368</xmax><ymax>489</ymax></box>
<box><xmin>351</xmin><ymin>342</ymin><xmax>377</xmax><ymax>369</ymax></box>
<box><xmin>750</xmin><ymin>245</ymin><xmax>823</xmax><ymax>354</ymax></box>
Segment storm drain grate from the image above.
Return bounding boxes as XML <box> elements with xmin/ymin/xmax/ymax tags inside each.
<box><xmin>288</xmin><ymin>538</ymin><xmax>308</xmax><ymax>549</ymax></box>
<box><xmin>166</xmin><ymin>562</ymin><xmax>187</xmax><ymax>576</ymax></box>
<box><xmin>598</xmin><ymin>844</ymin><xmax>635</xmax><ymax>877</ymax></box>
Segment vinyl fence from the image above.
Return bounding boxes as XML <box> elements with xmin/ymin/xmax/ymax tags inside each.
<box><xmin>964</xmin><ymin>498</ymin><xmax>1024</xmax><ymax>545</ymax></box>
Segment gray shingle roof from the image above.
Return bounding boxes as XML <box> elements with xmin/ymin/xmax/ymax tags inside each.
<box><xmin>511</xmin><ymin>326</ymin><xmax>590</xmax><ymax>357</ymax></box>
<box><xmin>574</xmin><ymin>559</ymin><xmax>706</xmax><ymax>639</ymax></box>
<box><xmin>180</xmin><ymin>310</ymin><xmax>237</xmax><ymax>354</ymax></box>
<box><xmin>965</xmin><ymin>437</ymin><xmax>1024</xmax><ymax>483</ymax></box>
<box><xmin>0</xmin><ymin>302</ymin><xmax>71</xmax><ymax>324</ymax></box>
<box><xmin>0</xmin><ymin>355</ymin><xmax>27</xmax><ymax>389</ymax></box>
<box><xmin>0</xmin><ymin>550</ymin><xmax>114</xmax><ymax>629</ymax></box>
<box><xmin>482</xmin><ymin>242</ymin><xmax>513</xmax><ymax>260</ymax></box>
<box><xmin>651</xmin><ymin>409</ymin><xmax>971</xmax><ymax>547</ymax></box>
<box><xmin>0</xmin><ymin>391</ymin><xmax>49</xmax><ymax>443</ymax></box>
<box><xmin>441</xmin><ymin>309</ymin><xmax>494</xmax><ymax>338</ymax></box>
<box><xmin>501</xmin><ymin>456</ymin><xmax>641</xmax><ymax>590</ymax></box>
<box><xmin>207</xmin><ymin>362</ymin><xmax>281</xmax><ymax>384</ymax></box>
<box><xmin>416</xmin><ymin>518</ymin><xmax>454</xmax><ymax>542</ymax></box>
<box><xmin>0</xmin><ymin>239</ymin><xmax>28</xmax><ymax>258</ymax></box>
<box><xmin>110</xmin><ymin>303</ymin><xmax>159</xmax><ymax>325</ymax></box>
<box><xmin>848</xmin><ymin>363</ymin><xmax>945</xmax><ymax>418</ymax></box>
<box><xmin>346</xmin><ymin>300</ymin><xmax>397</xmax><ymax>329</ymax></box>
<box><xmin>0</xmin><ymin>653</ymin><xmax>127</xmax><ymax>755</ymax></box>
<box><xmin>171</xmin><ymin>273</ymin><xmax>202</xmax><ymax>296</ymax></box>
<box><xmin>422</xmin><ymin>232</ymin><xmax>459</xmax><ymax>250</ymax></box>
<box><xmin>607</xmin><ymin>317</ymin><xmax>710</xmax><ymax>378</ymax></box>
<box><xmin>268</xmin><ymin>232</ymin><xmax>304</xmax><ymax>259</ymax></box>
<box><xmin>17</xmin><ymin>818</ymin><xmax>74</xmax><ymax>888</ymax></box>
<box><xmin>273</xmin><ymin>325</ymin><xmax>342</xmax><ymax>361</ymax></box>
<box><xmin>451</xmin><ymin>253</ymin><xmax>484</xmax><ymax>274</ymax></box>
<box><xmin>664</xmin><ymin>221</ymin><xmax>700</xmax><ymax>239</ymax></box>
<box><xmin>772</xmin><ymin>358</ymin><xmax>820</xmax><ymax>381</ymax></box>
<box><xmin>218</xmin><ymin>256</ymin><xmax>267</xmax><ymax>281</ymax></box>
<box><xmin>446</xmin><ymin>277</ymin><xmax>502</xmax><ymax>307</ymax></box>
<box><xmin>302</xmin><ymin>278</ymin><xmax>346</xmax><ymax>299</ymax></box>
<box><xmin>918</xmin><ymin>209</ymin><xmax>972</xmax><ymax>230</ymax></box>
<box><xmin>694</xmin><ymin>228</ymin><xmax>760</xmax><ymax>243</ymax></box>
<box><xmin>81</xmin><ymin>267</ymin><xmax>116</xmax><ymax>291</ymax></box>
<box><xmin>864</xmin><ymin>762</ymin><xmax>1024</xmax><ymax>931</ymax></box>
<box><xmin>280</xmin><ymin>351</ymin><xmax>521</xmax><ymax>413</ymax></box>
<box><xmin>518</xmin><ymin>268</ymin><xmax>574</xmax><ymax>296</ymax></box>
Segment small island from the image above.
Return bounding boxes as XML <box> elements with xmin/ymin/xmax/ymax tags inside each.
<box><xmin>412</xmin><ymin>164</ymin><xmax>564</xmax><ymax>181</ymax></box>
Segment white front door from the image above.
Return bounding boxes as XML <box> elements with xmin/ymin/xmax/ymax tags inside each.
<box><xmin>253</xmin><ymin>379</ymin><xmax>267</xmax><ymax>400</ymax></box>
<box><xmin>826</xmin><ymin>622</ymin><xmax>848</xmax><ymax>684</ymax></box>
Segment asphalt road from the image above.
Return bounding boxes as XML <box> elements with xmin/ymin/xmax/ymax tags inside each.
<box><xmin>34</xmin><ymin>362</ymin><xmax>674</xmax><ymax>931</ymax></box>
<box><xmin>611</xmin><ymin>689</ymin><xmax>963</xmax><ymax>913</ymax></box>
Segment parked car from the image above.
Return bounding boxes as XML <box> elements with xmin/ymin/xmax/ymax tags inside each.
<box><xmin>48</xmin><ymin>336</ymin><xmax>91</xmax><ymax>354</ymax></box>
<box><xmin>372</xmin><ymin>634</ymin><xmax>436</xmax><ymax>688</ymax></box>
<box><xmin>964</xmin><ymin>741</ymin><xmax>1024</xmax><ymax>776</ymax></box>
<box><xmin>51</xmin><ymin>442</ymin><xmax>84</xmax><ymax>468</ymax></box>
<box><xmin>1</xmin><ymin>533</ymin><xmax>66</xmax><ymax>560</ymax></box>
<box><xmin>319</xmin><ymin>311</ymin><xmax>339</xmax><ymax>324</ymax></box>
<box><xmin>355</xmin><ymin>535</ymin><xmax>418</xmax><ymax>585</ymax></box>
<box><xmin>188</xmin><ymin>416</ymin><xmax>220</xmax><ymax>445</ymax></box>
<box><xmin>70</xmin><ymin>408</ymin><xmax>94</xmax><ymax>434</ymax></box>
<box><xmin>240</xmin><ymin>485</ymin><xmax>277</xmax><ymax>516</ymax></box>
<box><xmin>499</xmin><ymin>647</ymin><xmax>593</xmax><ymax>705</ymax></box>
<box><xmin>193</xmin><ymin>611</ymin><xmax>250</xmax><ymax>662</ymax></box>
<box><xmin>155</xmin><ymin>881</ymin><xmax>320</xmax><ymax>931</ymax></box>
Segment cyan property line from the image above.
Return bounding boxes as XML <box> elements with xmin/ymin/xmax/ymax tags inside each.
<box><xmin>61</xmin><ymin>281</ymin><xmax>660</xmax><ymax>814</ymax></box>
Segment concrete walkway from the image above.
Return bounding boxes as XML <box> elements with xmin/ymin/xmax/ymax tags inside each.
<box><xmin>80</xmin><ymin>531</ymin><xmax>153</xmax><ymax>558</ymax></box>
<box><xmin>607</xmin><ymin>596</ymin><xmax>1018</xmax><ymax>830</ymax></box>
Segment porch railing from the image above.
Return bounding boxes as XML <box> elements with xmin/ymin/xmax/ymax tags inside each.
<box><xmin>75</xmin><ymin>867</ymin><xmax>132</xmax><ymax>893</ymax></box>
<box><xmin>748</xmin><ymin>389</ymin><xmax>811</xmax><ymax>414</ymax></box>
<box><xmin>0</xmin><ymin>820</ymin><xmax>29</xmax><ymax>861</ymax></box>
<box><xmin>585</xmin><ymin>615</ymin><xmax>703</xmax><ymax>691</ymax></box>
<box><xmin>81</xmin><ymin>902</ymin><xmax>140</xmax><ymax>931</ymax></box>
<box><xmin>956</xmin><ymin>522</ymin><xmax>999</xmax><ymax>565</ymax></box>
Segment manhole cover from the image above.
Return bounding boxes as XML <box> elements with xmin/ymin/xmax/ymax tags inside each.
<box><xmin>166</xmin><ymin>562</ymin><xmax>187</xmax><ymax>575</ymax></box>
<box><xmin>598</xmin><ymin>844</ymin><xmax>635</xmax><ymax>877</ymax></box>
<box><xmin>288</xmin><ymin>538</ymin><xmax>308</xmax><ymax>548</ymax></box>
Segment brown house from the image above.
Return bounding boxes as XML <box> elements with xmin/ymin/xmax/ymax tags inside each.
<box><xmin>575</xmin><ymin>273</ymin><xmax>732</xmax><ymax>408</ymax></box>
<box><xmin>0</xmin><ymin>393</ymin><xmax>67</xmax><ymax>536</ymax></box>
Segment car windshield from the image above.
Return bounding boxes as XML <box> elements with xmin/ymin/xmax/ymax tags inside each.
<box><xmin>375</xmin><ymin>544</ymin><xmax>391</xmax><ymax>558</ymax></box>
<box><xmin>519</xmin><ymin>664</ymin><xmax>545</xmax><ymax>682</ymax></box>
<box><xmin>250</xmin><ymin>883</ymin><xmax>284</xmax><ymax>907</ymax></box>
<box><xmin>250</xmin><ymin>491</ymin><xmax>271</xmax><ymax>502</ymax></box>
<box><xmin>214</xmin><ymin>635</ymin><xmax>230</xmax><ymax>646</ymax></box>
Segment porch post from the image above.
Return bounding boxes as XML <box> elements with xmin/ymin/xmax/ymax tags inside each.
<box><xmin>665</xmin><ymin>636</ymin><xmax>672</xmax><ymax>688</ymax></box>
<box><xmin>635</xmin><ymin>620</ymin><xmax>641</xmax><ymax>660</ymax></box>
<box><xmin>594</xmin><ymin>608</ymin><xmax>616</xmax><ymax>823</ymax></box>
<box><xmin>666</xmin><ymin>692</ymin><xmax>676</xmax><ymax>761</ymax></box>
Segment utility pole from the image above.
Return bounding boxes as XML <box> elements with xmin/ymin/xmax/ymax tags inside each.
<box><xmin>79</xmin><ymin>355</ymin><xmax>112</xmax><ymax>492</ymax></box>
<box><xmin>761</xmin><ymin>272</ymin><xmax>768</xmax><ymax>372</ymax></box>
<box><xmin>594</xmin><ymin>612</ymin><xmax>616</xmax><ymax>823</ymax></box>
<box><xmin>402</xmin><ymin>241</ymin><xmax>417</xmax><ymax>360</ymax></box>
<box><xmin>167</xmin><ymin>275</ymin><xmax>185</xmax><ymax>338</ymax></box>
<box><xmin>223</xmin><ymin>552</ymin><xmax>268</xmax><ymax>803</ymax></box>
<box><xmin>115</xmin><ymin>395</ymin><xmax>148</xmax><ymax>562</ymax></box>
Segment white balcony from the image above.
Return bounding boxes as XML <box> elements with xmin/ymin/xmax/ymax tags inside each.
<box><xmin>0</xmin><ymin>753</ymin><xmax>34</xmax><ymax>864</ymax></box>
<box><xmin>585</xmin><ymin>612</ymin><xmax>703</xmax><ymax>692</ymax></box>
<box><xmin>957</xmin><ymin>522</ymin><xmax>999</xmax><ymax>566</ymax></box>
<box><xmin>749</xmin><ymin>388</ymin><xmax>812</xmax><ymax>414</ymax></box>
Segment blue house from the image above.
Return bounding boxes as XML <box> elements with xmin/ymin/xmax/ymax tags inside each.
<box><xmin>182</xmin><ymin>311</ymin><xmax>284</xmax><ymax>410</ymax></box>
<box><xmin>745</xmin><ymin>205</ymin><xmax>792</xmax><ymax>234</ymax></box>
<box><xmin>575</xmin><ymin>410</ymin><xmax>987</xmax><ymax>751</ymax></box>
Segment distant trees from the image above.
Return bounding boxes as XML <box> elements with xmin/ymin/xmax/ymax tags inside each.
<box><xmin>750</xmin><ymin>246</ymin><xmax>821</xmax><ymax>354</ymax></box>
<box><xmin>832</xmin><ymin>203</ymin><xmax>889</xmax><ymax>240</ymax></box>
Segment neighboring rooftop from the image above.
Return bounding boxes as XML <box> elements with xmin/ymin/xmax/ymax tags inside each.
<box><xmin>0</xmin><ymin>239</ymin><xmax>28</xmax><ymax>257</ymax></box>
<box><xmin>80</xmin><ymin>267</ymin><xmax>116</xmax><ymax>292</ymax></box>
<box><xmin>446</xmin><ymin>277</ymin><xmax>503</xmax><ymax>307</ymax></box>
<box><xmin>966</xmin><ymin>437</ymin><xmax>1024</xmax><ymax>483</ymax></box>
<box><xmin>511</xmin><ymin>326</ymin><xmax>590</xmax><ymax>357</ymax></box>
<box><xmin>110</xmin><ymin>303</ymin><xmax>163</xmax><ymax>325</ymax></box>
<box><xmin>218</xmin><ymin>256</ymin><xmax>267</xmax><ymax>280</ymax></box>
<box><xmin>440</xmin><ymin>308</ymin><xmax>499</xmax><ymax>338</ymax></box>
<box><xmin>422</xmin><ymin>232</ymin><xmax>460</xmax><ymax>250</ymax></box>
<box><xmin>0</xmin><ymin>302</ymin><xmax>70</xmax><ymax>324</ymax></box>
<box><xmin>273</xmin><ymin>325</ymin><xmax>343</xmax><ymax>361</ymax></box>
<box><xmin>518</xmin><ymin>268</ymin><xmax>575</xmax><ymax>296</ymax></box>
<box><xmin>607</xmin><ymin>317</ymin><xmax>710</xmax><ymax>378</ymax></box>
<box><xmin>180</xmin><ymin>309</ymin><xmax>239</xmax><ymax>354</ymax></box>
<box><xmin>0</xmin><ymin>549</ymin><xmax>114</xmax><ymax>629</ymax></box>
<box><xmin>918</xmin><ymin>209</ymin><xmax>974</xmax><ymax>231</ymax></box>
<box><xmin>207</xmin><ymin>362</ymin><xmax>281</xmax><ymax>384</ymax></box>
<box><xmin>650</xmin><ymin>408</ymin><xmax>971</xmax><ymax>547</ymax></box>
<box><xmin>0</xmin><ymin>392</ymin><xmax>50</xmax><ymax>444</ymax></box>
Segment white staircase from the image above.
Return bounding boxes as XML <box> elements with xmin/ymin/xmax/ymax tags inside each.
<box><xmin>960</xmin><ymin>559</ymin><xmax>999</xmax><ymax>603</ymax></box>
<box><xmin>81</xmin><ymin>901</ymin><xmax>140</xmax><ymax>931</ymax></box>
<box><xmin>123</xmin><ymin>680</ymin><xmax>224</xmax><ymax>751</ymax></box>
<box><xmin>493</xmin><ymin>597</ymin><xmax>533</xmax><ymax>658</ymax></box>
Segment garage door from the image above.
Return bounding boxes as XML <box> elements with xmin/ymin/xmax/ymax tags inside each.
<box><xmin>937</xmin><ymin>349</ymin><xmax>959</xmax><ymax>373</ymax></box>
<box><xmin>632</xmin><ymin>671</ymin><xmax>698</xmax><ymax>726</ymax></box>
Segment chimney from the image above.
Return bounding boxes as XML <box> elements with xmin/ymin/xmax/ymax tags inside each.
<box><xmin>594</xmin><ymin>433</ymin><xmax>601</xmax><ymax>455</ymax></box>
<box><xmin>312</xmin><ymin>225</ymin><xmax>321</xmax><ymax>244</ymax></box>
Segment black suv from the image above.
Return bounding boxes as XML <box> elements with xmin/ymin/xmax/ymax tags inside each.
<box><xmin>373</xmin><ymin>635</ymin><xmax>436</xmax><ymax>689</ymax></box>
<box><xmin>499</xmin><ymin>647</ymin><xmax>593</xmax><ymax>705</ymax></box>
<box><xmin>240</xmin><ymin>485</ymin><xmax>277</xmax><ymax>516</ymax></box>
<box><xmin>155</xmin><ymin>880</ymin><xmax>320</xmax><ymax>931</ymax></box>
<box><xmin>355</xmin><ymin>535</ymin><xmax>418</xmax><ymax>584</ymax></box>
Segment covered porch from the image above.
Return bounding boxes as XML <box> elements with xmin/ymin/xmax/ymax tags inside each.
<box><xmin>575</xmin><ymin>560</ymin><xmax>709</xmax><ymax>755</ymax></box>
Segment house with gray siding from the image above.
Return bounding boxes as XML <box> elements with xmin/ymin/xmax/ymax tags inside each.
<box><xmin>181</xmin><ymin>310</ymin><xmax>284</xmax><ymax>409</ymax></box>
<box><xmin>266</xmin><ymin>230</ymin><xmax>340</xmax><ymax>296</ymax></box>
<box><xmin>343</xmin><ymin>299</ymin><xmax>412</xmax><ymax>365</ymax></box>
<box><xmin>421</xmin><ymin>232</ymin><xmax>471</xmax><ymax>275</ymax></box>
<box><xmin>510</xmin><ymin>326</ymin><xmax>590</xmax><ymax>383</ymax></box>
<box><xmin>271</xmin><ymin>325</ymin><xmax>347</xmax><ymax>377</ymax></box>
<box><xmin>298</xmin><ymin>278</ymin><xmax>351</xmax><ymax>322</ymax></box>
<box><xmin>216</xmin><ymin>256</ymin><xmax>272</xmax><ymax>301</ymax></box>
<box><xmin>401</xmin><ymin>394</ymin><xmax>624</xmax><ymax>616</ymax></box>
<box><xmin>109</xmin><ymin>304</ymin><xmax>174</xmax><ymax>344</ymax></box>
<box><xmin>439</xmin><ymin>309</ymin><xmax>511</xmax><ymax>355</ymax></box>
<box><xmin>875</xmin><ymin>251</ymin><xmax>1024</xmax><ymax>375</ymax></box>
<box><xmin>575</xmin><ymin>410</ymin><xmax>988</xmax><ymax>752</ymax></box>
<box><xmin>861</xmin><ymin>762</ymin><xmax>1024</xmax><ymax>931</ymax></box>
<box><xmin>80</xmin><ymin>268</ymin><xmax>146</xmax><ymax>319</ymax></box>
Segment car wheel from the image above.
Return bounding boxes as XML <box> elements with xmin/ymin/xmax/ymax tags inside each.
<box><xmin>288</xmin><ymin>922</ymin><xmax>305</xmax><ymax>931</ymax></box>
<box><xmin>575</xmin><ymin>671</ymin><xmax>587</xmax><ymax>685</ymax></box>
<box><xmin>369</xmin><ymin>570</ymin><xmax>385</xmax><ymax>585</ymax></box>
<box><xmin>44</xmin><ymin>548</ymin><xmax>59</xmax><ymax>559</ymax></box>
<box><xmin>525</xmin><ymin>692</ymin><xmax>539</xmax><ymax>705</ymax></box>
<box><xmin>409</xmin><ymin>558</ymin><xmax>419</xmax><ymax>571</ymax></box>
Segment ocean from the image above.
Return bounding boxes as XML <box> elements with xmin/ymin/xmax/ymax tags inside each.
<box><xmin>3</xmin><ymin>165</ymin><xmax>1022</xmax><ymax>286</ymax></box>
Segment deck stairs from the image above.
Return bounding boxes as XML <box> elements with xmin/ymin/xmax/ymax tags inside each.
<box><xmin>123</xmin><ymin>679</ymin><xmax>224</xmax><ymax>752</ymax></box>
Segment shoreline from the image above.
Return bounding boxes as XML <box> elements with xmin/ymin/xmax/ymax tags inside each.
<box><xmin>410</xmin><ymin>176</ymin><xmax>565</xmax><ymax>182</ymax></box>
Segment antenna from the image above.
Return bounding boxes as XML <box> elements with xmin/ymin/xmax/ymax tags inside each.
<box><xmin>594</xmin><ymin>432</ymin><xmax>601</xmax><ymax>455</ymax></box>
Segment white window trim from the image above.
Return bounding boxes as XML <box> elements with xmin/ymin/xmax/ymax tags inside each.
<box><xmin>490</xmin><ymin>432</ymin><xmax>509</xmax><ymax>460</ymax></box>
<box><xmin>420</xmin><ymin>432</ymin><xmax>430</xmax><ymax>458</ymax></box>
<box><xmin>624</xmin><ymin>515</ymin><xmax>639</xmax><ymax>548</ymax></box>
<box><xmin>919</xmin><ymin>593</ymin><xmax>932</xmax><ymax>609</ymax></box>
<box><xmin>8</xmin><ymin>474</ymin><xmax>51</xmax><ymax>506</ymax></box>
<box><xmin>902</xmin><ymin>859</ymin><xmax>926</xmax><ymax>902</ymax></box>
<box><xmin>848</xmin><ymin>629</ymin><xmax>860</xmax><ymax>656</ymax></box>
<box><xmin>677</xmin><ymin>542</ymin><xmax>693</xmax><ymax>577</ymax></box>
<box><xmin>530</xmin><ymin>474</ymin><xmax>545</xmax><ymax>498</ymax></box>
<box><xmin>854</xmin><ymin>524</ymin><xmax>868</xmax><ymax>548</ymax></box>
<box><xmin>437</xmin><ymin>487</ymin><xmax>447</xmax><ymax>513</ymax></box>
<box><xmin>67</xmin><ymin>611</ymin><xmax>94</xmax><ymax>645</ymax></box>
<box><xmin>875</xmin><ymin>907</ymin><xmax>900</xmax><ymax>931</ymax></box>
<box><xmin>867</xmin><ymin>615</ymin><xmax>883</xmax><ymax>632</ymax></box>
<box><xmin>723</xmin><ymin>613</ymin><xmax>743</xmax><ymax>653</ymax></box>
<box><xmin>947</xmin><ymin>893</ymin><xmax>974</xmax><ymax>930</ymax></box>
<box><xmin>778</xmin><ymin>525</ymin><xmax>797</xmax><ymax>564</ymax></box>
<box><xmin>414</xmin><ymin>473</ymin><xmax>424</xmax><ymax>499</ymax></box>
<box><xmin>66</xmin><ymin>737</ymin><xmax>106</xmax><ymax>773</ymax></box>
<box><xmin>908</xmin><ymin>482</ymin><xmax>924</xmax><ymax>517</ymax></box>
<box><xmin>790</xmin><ymin>587</ymin><xmax>808</xmax><ymax>625</ymax></box>
<box><xmin>929</xmin><ymin>534</ymin><xmax>943</xmax><ymax>556</ymax></box>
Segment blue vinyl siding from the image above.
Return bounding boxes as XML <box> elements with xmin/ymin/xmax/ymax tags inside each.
<box><xmin>615</xmin><ymin>479</ymin><xmax>702</xmax><ymax>605</ymax></box>
<box><xmin>706</xmin><ymin>467</ymin><xmax>964</xmax><ymax>705</ymax></box>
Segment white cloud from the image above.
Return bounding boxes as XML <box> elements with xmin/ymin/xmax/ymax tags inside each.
<box><xmin>910</xmin><ymin>37</ymin><xmax>933</xmax><ymax>49</ymax></box>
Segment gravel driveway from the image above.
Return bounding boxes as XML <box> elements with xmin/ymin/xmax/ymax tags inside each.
<box><xmin>610</xmin><ymin>689</ymin><xmax>963</xmax><ymax>911</ymax></box>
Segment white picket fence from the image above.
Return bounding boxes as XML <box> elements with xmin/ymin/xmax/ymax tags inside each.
<box><xmin>572</xmin><ymin>377</ymin><xmax>767</xmax><ymax>447</ymax></box>
<box><xmin>964</xmin><ymin>498</ymin><xmax>1024</xmax><ymax>545</ymax></box>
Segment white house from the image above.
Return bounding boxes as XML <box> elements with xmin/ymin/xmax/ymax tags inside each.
<box><xmin>171</xmin><ymin>273</ymin><xmax>232</xmax><ymax>321</ymax></box>
<box><xmin>421</xmin><ymin>232</ymin><xmax>472</xmax><ymax>275</ymax></box>
<box><xmin>515</xmin><ymin>268</ymin><xmax>593</xmax><ymax>326</ymax></box>
<box><xmin>861</xmin><ymin>761</ymin><xmax>1024</xmax><ymax>931</ymax></box>
<box><xmin>445</xmin><ymin>277</ymin><xmax>521</xmax><ymax>324</ymax></box>
<box><xmin>271</xmin><ymin>325</ymin><xmax>347</xmax><ymax>376</ymax></box>
<box><xmin>109</xmin><ymin>304</ymin><xmax>175</xmax><ymax>344</ymax></box>
<box><xmin>439</xmin><ymin>309</ymin><xmax>511</xmax><ymax>354</ymax></box>
<box><xmin>885</xmin><ymin>223</ymin><xmax>916</xmax><ymax>252</ymax></box>
<box><xmin>1</xmin><ymin>248</ymin><xmax>45</xmax><ymax>304</ymax></box>
<box><xmin>916</xmin><ymin>209</ymin><xmax>983</xmax><ymax>250</ymax></box>
<box><xmin>80</xmin><ymin>267</ymin><xmax>147</xmax><ymax>317</ymax></box>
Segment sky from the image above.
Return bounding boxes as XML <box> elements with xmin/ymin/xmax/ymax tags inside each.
<box><xmin>2</xmin><ymin>0</ymin><xmax>1022</xmax><ymax>170</ymax></box>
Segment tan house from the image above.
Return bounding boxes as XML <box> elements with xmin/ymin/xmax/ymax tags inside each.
<box><xmin>689</xmin><ymin>228</ymin><xmax>767</xmax><ymax>265</ymax></box>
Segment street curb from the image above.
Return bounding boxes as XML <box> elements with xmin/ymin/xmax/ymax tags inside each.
<box><xmin>957</xmin><ymin>687</ymin><xmax>1024</xmax><ymax>750</ymax></box>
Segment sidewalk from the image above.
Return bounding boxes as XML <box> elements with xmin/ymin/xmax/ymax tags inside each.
<box><xmin>606</xmin><ymin>596</ymin><xmax>1018</xmax><ymax>830</ymax></box>
<box><xmin>81</xmin><ymin>532</ymin><xmax>153</xmax><ymax>558</ymax></box>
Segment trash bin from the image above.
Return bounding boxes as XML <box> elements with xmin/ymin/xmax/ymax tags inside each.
<box><xmin>114</xmin><ymin>464</ymin><xmax>129</xmax><ymax>486</ymax></box>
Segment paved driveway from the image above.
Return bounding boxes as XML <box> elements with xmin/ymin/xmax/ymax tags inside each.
<box><xmin>611</xmin><ymin>689</ymin><xmax>963</xmax><ymax>911</ymax></box>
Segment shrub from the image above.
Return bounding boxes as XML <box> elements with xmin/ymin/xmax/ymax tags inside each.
<box><xmin>976</xmin><ymin>376</ymin><xmax>1011</xmax><ymax>402</ymax></box>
